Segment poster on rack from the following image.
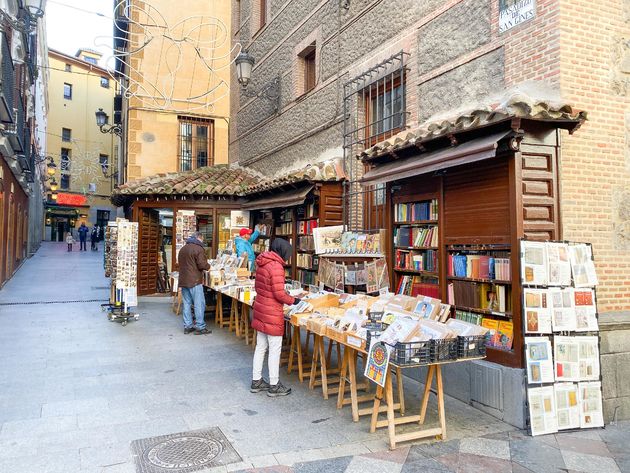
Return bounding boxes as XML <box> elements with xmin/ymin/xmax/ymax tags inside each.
<box><xmin>578</xmin><ymin>381</ymin><xmax>604</xmax><ymax>428</ymax></box>
<box><xmin>554</xmin><ymin>383</ymin><xmax>581</xmax><ymax>430</ymax></box>
<box><xmin>525</xmin><ymin>337</ymin><xmax>555</xmax><ymax>384</ymax></box>
<box><xmin>524</xmin><ymin>288</ymin><xmax>552</xmax><ymax>333</ymax></box>
<box><xmin>366</xmin><ymin>261</ymin><xmax>378</xmax><ymax>293</ymax></box>
<box><xmin>554</xmin><ymin>336</ymin><xmax>600</xmax><ymax>382</ymax></box>
<box><xmin>569</xmin><ymin>243</ymin><xmax>598</xmax><ymax>287</ymax></box>
<box><xmin>313</xmin><ymin>225</ymin><xmax>344</xmax><ymax>254</ymax></box>
<box><xmin>521</xmin><ymin>240</ymin><xmax>548</xmax><ymax>286</ymax></box>
<box><xmin>364</xmin><ymin>340</ymin><xmax>391</xmax><ymax>387</ymax></box>
<box><xmin>549</xmin><ymin>288</ymin><xmax>576</xmax><ymax>332</ymax></box>
<box><xmin>375</xmin><ymin>257</ymin><xmax>389</xmax><ymax>291</ymax></box>
<box><xmin>572</xmin><ymin>288</ymin><xmax>598</xmax><ymax>332</ymax></box>
<box><xmin>528</xmin><ymin>385</ymin><xmax>558</xmax><ymax>436</ymax></box>
<box><xmin>546</xmin><ymin>242</ymin><xmax>572</xmax><ymax>287</ymax></box>
<box><xmin>175</xmin><ymin>210</ymin><xmax>196</xmax><ymax>263</ymax></box>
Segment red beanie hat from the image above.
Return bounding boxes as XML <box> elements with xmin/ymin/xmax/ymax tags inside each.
<box><xmin>239</xmin><ymin>228</ymin><xmax>252</xmax><ymax>237</ymax></box>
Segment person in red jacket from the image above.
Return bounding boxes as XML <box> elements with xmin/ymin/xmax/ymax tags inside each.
<box><xmin>250</xmin><ymin>238</ymin><xmax>299</xmax><ymax>396</ymax></box>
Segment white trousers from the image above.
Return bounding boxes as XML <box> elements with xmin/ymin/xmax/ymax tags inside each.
<box><xmin>252</xmin><ymin>332</ymin><xmax>283</xmax><ymax>385</ymax></box>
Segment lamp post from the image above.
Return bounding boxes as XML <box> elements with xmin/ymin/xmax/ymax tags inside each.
<box><xmin>0</xmin><ymin>0</ymin><xmax>46</xmax><ymax>33</ymax></box>
<box><xmin>49</xmin><ymin>177</ymin><xmax>58</xmax><ymax>192</ymax></box>
<box><xmin>235</xmin><ymin>51</ymin><xmax>281</xmax><ymax>113</ymax></box>
<box><xmin>95</xmin><ymin>108</ymin><xmax>122</xmax><ymax>136</ymax></box>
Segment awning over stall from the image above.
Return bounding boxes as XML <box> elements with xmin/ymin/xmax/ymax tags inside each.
<box><xmin>242</xmin><ymin>185</ymin><xmax>314</xmax><ymax>210</ymax></box>
<box><xmin>360</xmin><ymin>131</ymin><xmax>513</xmax><ymax>186</ymax></box>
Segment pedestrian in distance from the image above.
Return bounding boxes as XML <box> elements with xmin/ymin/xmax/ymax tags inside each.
<box><xmin>77</xmin><ymin>223</ymin><xmax>89</xmax><ymax>251</ymax></box>
<box><xmin>90</xmin><ymin>226</ymin><xmax>98</xmax><ymax>251</ymax></box>
<box><xmin>65</xmin><ymin>231</ymin><xmax>74</xmax><ymax>252</ymax></box>
<box><xmin>178</xmin><ymin>231</ymin><xmax>212</xmax><ymax>335</ymax></box>
<box><xmin>250</xmin><ymin>238</ymin><xmax>301</xmax><ymax>397</ymax></box>
<box><xmin>234</xmin><ymin>226</ymin><xmax>260</xmax><ymax>272</ymax></box>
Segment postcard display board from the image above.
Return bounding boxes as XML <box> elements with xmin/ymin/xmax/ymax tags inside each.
<box><xmin>175</xmin><ymin>210</ymin><xmax>196</xmax><ymax>262</ymax></box>
<box><xmin>521</xmin><ymin>240</ymin><xmax>604</xmax><ymax>436</ymax></box>
<box><xmin>105</xmin><ymin>219</ymin><xmax>139</xmax><ymax>308</ymax></box>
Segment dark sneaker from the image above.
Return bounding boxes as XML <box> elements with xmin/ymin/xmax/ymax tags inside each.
<box><xmin>267</xmin><ymin>382</ymin><xmax>291</xmax><ymax>397</ymax></box>
<box><xmin>250</xmin><ymin>379</ymin><xmax>271</xmax><ymax>393</ymax></box>
<box><xmin>194</xmin><ymin>328</ymin><xmax>212</xmax><ymax>335</ymax></box>
<box><xmin>184</xmin><ymin>327</ymin><xmax>195</xmax><ymax>334</ymax></box>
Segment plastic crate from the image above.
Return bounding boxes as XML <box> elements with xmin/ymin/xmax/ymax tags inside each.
<box><xmin>391</xmin><ymin>340</ymin><xmax>432</xmax><ymax>366</ymax></box>
<box><xmin>430</xmin><ymin>338</ymin><xmax>458</xmax><ymax>362</ymax></box>
<box><xmin>365</xmin><ymin>322</ymin><xmax>385</xmax><ymax>347</ymax></box>
<box><xmin>456</xmin><ymin>335</ymin><xmax>487</xmax><ymax>358</ymax></box>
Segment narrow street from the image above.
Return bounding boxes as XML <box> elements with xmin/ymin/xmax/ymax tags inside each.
<box><xmin>0</xmin><ymin>243</ymin><xmax>628</xmax><ymax>473</ymax></box>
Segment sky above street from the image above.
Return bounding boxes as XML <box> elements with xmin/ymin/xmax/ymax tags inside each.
<box><xmin>46</xmin><ymin>0</ymin><xmax>114</xmax><ymax>67</ymax></box>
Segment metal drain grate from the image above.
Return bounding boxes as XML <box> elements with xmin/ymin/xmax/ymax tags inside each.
<box><xmin>0</xmin><ymin>299</ymin><xmax>108</xmax><ymax>306</ymax></box>
<box><xmin>130</xmin><ymin>427</ymin><xmax>241</xmax><ymax>473</ymax></box>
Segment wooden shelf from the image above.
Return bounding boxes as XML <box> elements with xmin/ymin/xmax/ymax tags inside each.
<box><xmin>447</xmin><ymin>276</ymin><xmax>512</xmax><ymax>285</ymax></box>
<box><xmin>297</xmin><ymin>216</ymin><xmax>318</xmax><ymax>221</ymax></box>
<box><xmin>452</xmin><ymin>305</ymin><xmax>512</xmax><ymax>318</ymax></box>
<box><xmin>296</xmin><ymin>266</ymin><xmax>317</xmax><ymax>271</ymax></box>
<box><xmin>275</xmin><ymin>234</ymin><xmax>292</xmax><ymax>237</ymax></box>
<box><xmin>275</xmin><ymin>219</ymin><xmax>293</xmax><ymax>224</ymax></box>
<box><xmin>393</xmin><ymin>268</ymin><xmax>439</xmax><ymax>277</ymax></box>
<box><xmin>447</xmin><ymin>244</ymin><xmax>511</xmax><ymax>251</ymax></box>
<box><xmin>394</xmin><ymin>220</ymin><xmax>438</xmax><ymax>225</ymax></box>
<box><xmin>297</xmin><ymin>249</ymin><xmax>315</xmax><ymax>253</ymax></box>
<box><xmin>297</xmin><ymin>234</ymin><xmax>313</xmax><ymax>237</ymax></box>
<box><xmin>394</xmin><ymin>246</ymin><xmax>438</xmax><ymax>250</ymax></box>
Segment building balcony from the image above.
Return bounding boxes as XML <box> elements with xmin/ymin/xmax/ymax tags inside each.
<box><xmin>0</xmin><ymin>32</ymin><xmax>15</xmax><ymax>124</ymax></box>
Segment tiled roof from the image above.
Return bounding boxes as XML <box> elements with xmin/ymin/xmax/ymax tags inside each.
<box><xmin>111</xmin><ymin>159</ymin><xmax>345</xmax><ymax>206</ymax></box>
<box><xmin>360</xmin><ymin>84</ymin><xmax>587</xmax><ymax>160</ymax></box>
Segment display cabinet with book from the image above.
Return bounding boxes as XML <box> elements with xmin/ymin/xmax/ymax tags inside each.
<box><xmin>294</xmin><ymin>199</ymin><xmax>320</xmax><ymax>286</ymax></box>
<box><xmin>393</xmin><ymin>197</ymin><xmax>440</xmax><ymax>299</ymax></box>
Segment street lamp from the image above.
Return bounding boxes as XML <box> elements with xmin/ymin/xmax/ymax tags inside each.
<box><xmin>0</xmin><ymin>0</ymin><xmax>46</xmax><ymax>33</ymax></box>
<box><xmin>95</xmin><ymin>108</ymin><xmax>122</xmax><ymax>136</ymax></box>
<box><xmin>234</xmin><ymin>50</ymin><xmax>281</xmax><ymax>113</ymax></box>
<box><xmin>49</xmin><ymin>177</ymin><xmax>58</xmax><ymax>191</ymax></box>
<box><xmin>51</xmin><ymin>192</ymin><xmax>58</xmax><ymax>201</ymax></box>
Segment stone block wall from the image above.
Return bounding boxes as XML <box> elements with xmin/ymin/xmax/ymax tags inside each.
<box><xmin>600</xmin><ymin>313</ymin><xmax>630</xmax><ymax>422</ymax></box>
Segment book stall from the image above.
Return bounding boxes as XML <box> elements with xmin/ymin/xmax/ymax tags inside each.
<box><xmin>102</xmin><ymin>218</ymin><xmax>139</xmax><ymax>326</ymax></box>
<box><xmin>202</xmin><ymin>226</ymin><xmax>491</xmax><ymax>449</ymax></box>
<box><xmin>520</xmin><ymin>240</ymin><xmax>604</xmax><ymax>435</ymax></box>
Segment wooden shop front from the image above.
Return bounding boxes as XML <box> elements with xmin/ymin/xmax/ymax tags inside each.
<box><xmin>361</xmin><ymin>117</ymin><xmax>583</xmax><ymax>369</ymax></box>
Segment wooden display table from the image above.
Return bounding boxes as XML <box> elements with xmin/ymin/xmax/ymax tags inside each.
<box><xmin>370</xmin><ymin>357</ymin><xmax>484</xmax><ymax>449</ymax></box>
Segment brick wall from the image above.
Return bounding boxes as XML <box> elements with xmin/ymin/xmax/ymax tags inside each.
<box><xmin>557</xmin><ymin>0</ymin><xmax>630</xmax><ymax>313</ymax></box>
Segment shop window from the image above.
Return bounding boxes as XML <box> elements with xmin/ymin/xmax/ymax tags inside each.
<box><xmin>60</xmin><ymin>174</ymin><xmax>70</xmax><ymax>190</ymax></box>
<box><xmin>364</xmin><ymin>72</ymin><xmax>405</xmax><ymax>146</ymax></box>
<box><xmin>61</xmin><ymin>128</ymin><xmax>71</xmax><ymax>142</ymax></box>
<box><xmin>63</xmin><ymin>83</ymin><xmax>72</xmax><ymax>100</ymax></box>
<box><xmin>99</xmin><ymin>154</ymin><xmax>108</xmax><ymax>173</ymax></box>
<box><xmin>100</xmin><ymin>77</ymin><xmax>109</xmax><ymax>88</ymax></box>
<box><xmin>177</xmin><ymin>117</ymin><xmax>214</xmax><ymax>172</ymax></box>
<box><xmin>60</xmin><ymin>148</ymin><xmax>71</xmax><ymax>173</ymax></box>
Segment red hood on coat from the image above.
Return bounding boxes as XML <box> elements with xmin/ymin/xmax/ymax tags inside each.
<box><xmin>256</xmin><ymin>250</ymin><xmax>285</xmax><ymax>267</ymax></box>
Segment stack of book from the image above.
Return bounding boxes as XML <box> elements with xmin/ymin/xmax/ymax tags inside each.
<box><xmin>275</xmin><ymin>222</ymin><xmax>293</xmax><ymax>235</ymax></box>
<box><xmin>396</xmin><ymin>275</ymin><xmax>440</xmax><ymax>298</ymax></box>
<box><xmin>447</xmin><ymin>280</ymin><xmax>510</xmax><ymax>313</ymax></box>
<box><xmin>448</xmin><ymin>253</ymin><xmax>511</xmax><ymax>281</ymax></box>
<box><xmin>395</xmin><ymin>249</ymin><xmax>438</xmax><ymax>272</ymax></box>
<box><xmin>297</xmin><ymin>235</ymin><xmax>315</xmax><ymax>251</ymax></box>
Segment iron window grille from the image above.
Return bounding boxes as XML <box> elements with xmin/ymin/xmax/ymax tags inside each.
<box><xmin>99</xmin><ymin>154</ymin><xmax>108</xmax><ymax>173</ymax></box>
<box><xmin>177</xmin><ymin>117</ymin><xmax>214</xmax><ymax>172</ymax></box>
<box><xmin>60</xmin><ymin>174</ymin><xmax>70</xmax><ymax>190</ymax></box>
<box><xmin>60</xmin><ymin>148</ymin><xmax>71</xmax><ymax>173</ymax></box>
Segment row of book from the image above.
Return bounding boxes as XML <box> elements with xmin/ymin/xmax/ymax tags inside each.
<box><xmin>275</xmin><ymin>222</ymin><xmax>293</xmax><ymax>235</ymax></box>
<box><xmin>448</xmin><ymin>253</ymin><xmax>511</xmax><ymax>281</ymax></box>
<box><xmin>297</xmin><ymin>268</ymin><xmax>316</xmax><ymax>285</ymax></box>
<box><xmin>296</xmin><ymin>202</ymin><xmax>317</xmax><ymax>219</ymax></box>
<box><xmin>394</xmin><ymin>226</ymin><xmax>438</xmax><ymax>248</ymax></box>
<box><xmin>395</xmin><ymin>249</ymin><xmax>438</xmax><ymax>272</ymax></box>
<box><xmin>447</xmin><ymin>280</ymin><xmax>510</xmax><ymax>313</ymax></box>
<box><xmin>395</xmin><ymin>276</ymin><xmax>440</xmax><ymax>298</ymax></box>
<box><xmin>252</xmin><ymin>239</ymin><xmax>269</xmax><ymax>254</ymax></box>
<box><xmin>454</xmin><ymin>309</ymin><xmax>484</xmax><ymax>326</ymax></box>
<box><xmin>296</xmin><ymin>253</ymin><xmax>318</xmax><ymax>269</ymax></box>
<box><xmin>298</xmin><ymin>219</ymin><xmax>318</xmax><ymax>235</ymax></box>
<box><xmin>394</xmin><ymin>199</ymin><xmax>438</xmax><ymax>222</ymax></box>
<box><xmin>256</xmin><ymin>223</ymin><xmax>272</xmax><ymax>236</ymax></box>
<box><xmin>297</xmin><ymin>235</ymin><xmax>315</xmax><ymax>252</ymax></box>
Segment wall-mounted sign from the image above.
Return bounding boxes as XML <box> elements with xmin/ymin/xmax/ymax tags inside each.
<box><xmin>56</xmin><ymin>193</ymin><xmax>88</xmax><ymax>206</ymax></box>
<box><xmin>499</xmin><ymin>0</ymin><xmax>536</xmax><ymax>33</ymax></box>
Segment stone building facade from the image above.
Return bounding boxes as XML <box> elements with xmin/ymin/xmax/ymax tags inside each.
<box><xmin>231</xmin><ymin>0</ymin><xmax>630</xmax><ymax>422</ymax></box>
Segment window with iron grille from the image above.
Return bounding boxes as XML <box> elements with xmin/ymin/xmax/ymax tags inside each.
<box><xmin>60</xmin><ymin>174</ymin><xmax>70</xmax><ymax>190</ymax></box>
<box><xmin>60</xmin><ymin>148</ymin><xmax>71</xmax><ymax>173</ymax></box>
<box><xmin>364</xmin><ymin>72</ymin><xmax>405</xmax><ymax>147</ymax></box>
<box><xmin>63</xmin><ymin>83</ymin><xmax>72</xmax><ymax>100</ymax></box>
<box><xmin>99</xmin><ymin>154</ymin><xmax>108</xmax><ymax>174</ymax></box>
<box><xmin>177</xmin><ymin>117</ymin><xmax>214</xmax><ymax>172</ymax></box>
<box><xmin>61</xmin><ymin>128</ymin><xmax>71</xmax><ymax>142</ymax></box>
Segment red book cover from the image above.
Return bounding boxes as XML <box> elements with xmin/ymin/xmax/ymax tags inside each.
<box><xmin>479</xmin><ymin>256</ymin><xmax>490</xmax><ymax>279</ymax></box>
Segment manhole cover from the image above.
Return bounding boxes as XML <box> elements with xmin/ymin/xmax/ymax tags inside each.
<box><xmin>130</xmin><ymin>427</ymin><xmax>241</xmax><ymax>473</ymax></box>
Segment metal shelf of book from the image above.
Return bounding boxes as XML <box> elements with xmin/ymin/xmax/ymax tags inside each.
<box><xmin>446</xmin><ymin>245</ymin><xmax>514</xmax><ymax>353</ymax></box>
<box><xmin>393</xmin><ymin>198</ymin><xmax>440</xmax><ymax>299</ymax></box>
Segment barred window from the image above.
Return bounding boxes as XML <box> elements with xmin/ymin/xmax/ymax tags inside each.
<box><xmin>364</xmin><ymin>71</ymin><xmax>405</xmax><ymax>147</ymax></box>
<box><xmin>177</xmin><ymin>117</ymin><xmax>214</xmax><ymax>172</ymax></box>
<box><xmin>60</xmin><ymin>148</ymin><xmax>71</xmax><ymax>173</ymax></box>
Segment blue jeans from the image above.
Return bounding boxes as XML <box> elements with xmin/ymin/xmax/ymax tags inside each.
<box><xmin>181</xmin><ymin>284</ymin><xmax>206</xmax><ymax>330</ymax></box>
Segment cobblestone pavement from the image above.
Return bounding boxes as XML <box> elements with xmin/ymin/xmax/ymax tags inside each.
<box><xmin>0</xmin><ymin>242</ymin><xmax>627</xmax><ymax>473</ymax></box>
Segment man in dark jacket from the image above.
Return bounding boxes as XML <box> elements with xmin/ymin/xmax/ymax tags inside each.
<box><xmin>77</xmin><ymin>223</ymin><xmax>89</xmax><ymax>251</ymax></box>
<box><xmin>178</xmin><ymin>231</ymin><xmax>211</xmax><ymax>334</ymax></box>
<box><xmin>250</xmin><ymin>238</ymin><xmax>299</xmax><ymax>396</ymax></box>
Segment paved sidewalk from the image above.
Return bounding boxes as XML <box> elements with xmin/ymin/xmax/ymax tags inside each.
<box><xmin>0</xmin><ymin>242</ymin><xmax>627</xmax><ymax>473</ymax></box>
